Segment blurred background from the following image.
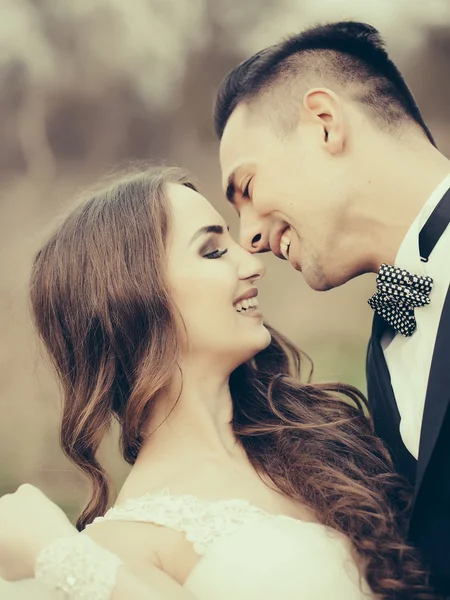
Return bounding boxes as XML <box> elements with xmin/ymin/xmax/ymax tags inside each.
<box><xmin>1</xmin><ymin>0</ymin><xmax>450</xmax><ymax>520</ymax></box>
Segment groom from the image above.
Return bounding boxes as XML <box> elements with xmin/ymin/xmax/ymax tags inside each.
<box><xmin>214</xmin><ymin>21</ymin><xmax>450</xmax><ymax>595</ymax></box>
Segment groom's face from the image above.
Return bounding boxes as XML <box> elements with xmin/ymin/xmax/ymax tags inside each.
<box><xmin>219</xmin><ymin>102</ymin><xmax>350</xmax><ymax>291</ymax></box>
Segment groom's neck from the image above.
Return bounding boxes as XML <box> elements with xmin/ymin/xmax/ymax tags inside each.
<box><xmin>353</xmin><ymin>135</ymin><xmax>450</xmax><ymax>270</ymax></box>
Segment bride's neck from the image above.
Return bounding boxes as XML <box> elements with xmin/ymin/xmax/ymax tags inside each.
<box><xmin>136</xmin><ymin>366</ymin><xmax>240</xmax><ymax>466</ymax></box>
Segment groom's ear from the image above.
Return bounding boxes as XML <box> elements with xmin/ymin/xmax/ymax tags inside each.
<box><xmin>302</xmin><ymin>88</ymin><xmax>346</xmax><ymax>155</ymax></box>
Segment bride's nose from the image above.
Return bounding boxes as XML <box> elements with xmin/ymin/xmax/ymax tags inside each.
<box><xmin>237</xmin><ymin>247</ymin><xmax>266</xmax><ymax>282</ymax></box>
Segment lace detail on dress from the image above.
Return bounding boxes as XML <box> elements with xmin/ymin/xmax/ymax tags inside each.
<box><xmin>35</xmin><ymin>534</ymin><xmax>123</xmax><ymax>600</ymax></box>
<box><xmin>92</xmin><ymin>488</ymin><xmax>303</xmax><ymax>555</ymax></box>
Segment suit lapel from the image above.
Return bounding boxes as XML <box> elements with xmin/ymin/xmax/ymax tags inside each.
<box><xmin>367</xmin><ymin>314</ymin><xmax>417</xmax><ymax>484</ymax></box>
<box><xmin>368</xmin><ymin>314</ymin><xmax>400</xmax><ymax>424</ymax></box>
<box><xmin>413</xmin><ymin>285</ymin><xmax>450</xmax><ymax>502</ymax></box>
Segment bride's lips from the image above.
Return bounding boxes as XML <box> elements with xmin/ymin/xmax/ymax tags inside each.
<box><xmin>269</xmin><ymin>224</ymin><xmax>291</xmax><ymax>260</ymax></box>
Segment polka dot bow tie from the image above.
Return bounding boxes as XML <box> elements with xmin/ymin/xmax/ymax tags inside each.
<box><xmin>368</xmin><ymin>264</ymin><xmax>433</xmax><ymax>337</ymax></box>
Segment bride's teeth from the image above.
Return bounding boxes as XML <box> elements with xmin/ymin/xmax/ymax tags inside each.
<box><xmin>280</xmin><ymin>229</ymin><xmax>292</xmax><ymax>260</ymax></box>
<box><xmin>235</xmin><ymin>296</ymin><xmax>259</xmax><ymax>312</ymax></box>
<box><xmin>281</xmin><ymin>229</ymin><xmax>292</xmax><ymax>246</ymax></box>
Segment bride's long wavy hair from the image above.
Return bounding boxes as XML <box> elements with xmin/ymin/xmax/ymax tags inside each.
<box><xmin>30</xmin><ymin>167</ymin><xmax>436</xmax><ymax>599</ymax></box>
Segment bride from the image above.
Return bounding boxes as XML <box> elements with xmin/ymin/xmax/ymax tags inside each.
<box><xmin>0</xmin><ymin>167</ymin><xmax>436</xmax><ymax>599</ymax></box>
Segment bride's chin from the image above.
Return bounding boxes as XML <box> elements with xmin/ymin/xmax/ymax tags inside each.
<box><xmin>201</xmin><ymin>333</ymin><xmax>272</xmax><ymax>374</ymax></box>
<box><xmin>237</xmin><ymin>335</ymin><xmax>272</xmax><ymax>365</ymax></box>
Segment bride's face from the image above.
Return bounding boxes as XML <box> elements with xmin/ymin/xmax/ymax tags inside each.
<box><xmin>166</xmin><ymin>183</ymin><xmax>271</xmax><ymax>370</ymax></box>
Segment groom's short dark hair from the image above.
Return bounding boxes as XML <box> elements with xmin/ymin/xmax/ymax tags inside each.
<box><xmin>214</xmin><ymin>21</ymin><xmax>435</xmax><ymax>145</ymax></box>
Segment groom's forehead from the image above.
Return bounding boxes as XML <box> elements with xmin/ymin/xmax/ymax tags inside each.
<box><xmin>220</xmin><ymin>105</ymin><xmax>273</xmax><ymax>181</ymax></box>
<box><xmin>220</xmin><ymin>106</ymin><xmax>251</xmax><ymax>160</ymax></box>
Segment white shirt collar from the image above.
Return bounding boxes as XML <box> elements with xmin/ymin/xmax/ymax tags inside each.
<box><xmin>395</xmin><ymin>173</ymin><xmax>450</xmax><ymax>274</ymax></box>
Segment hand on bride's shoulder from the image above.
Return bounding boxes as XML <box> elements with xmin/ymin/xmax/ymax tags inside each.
<box><xmin>0</xmin><ymin>484</ymin><xmax>76</xmax><ymax>581</ymax></box>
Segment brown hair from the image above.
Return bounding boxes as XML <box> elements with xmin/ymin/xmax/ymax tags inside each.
<box><xmin>30</xmin><ymin>166</ymin><xmax>436</xmax><ymax>599</ymax></box>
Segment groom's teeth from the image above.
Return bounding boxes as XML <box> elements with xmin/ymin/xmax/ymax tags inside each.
<box><xmin>235</xmin><ymin>301</ymin><xmax>243</xmax><ymax>312</ymax></box>
<box><xmin>280</xmin><ymin>228</ymin><xmax>292</xmax><ymax>260</ymax></box>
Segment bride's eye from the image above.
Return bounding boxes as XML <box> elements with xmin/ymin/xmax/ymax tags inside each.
<box><xmin>203</xmin><ymin>248</ymin><xmax>228</xmax><ymax>259</ymax></box>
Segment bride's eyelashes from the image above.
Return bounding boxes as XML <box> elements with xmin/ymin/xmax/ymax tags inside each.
<box><xmin>199</xmin><ymin>232</ymin><xmax>229</xmax><ymax>259</ymax></box>
<box><xmin>203</xmin><ymin>248</ymin><xmax>228</xmax><ymax>259</ymax></box>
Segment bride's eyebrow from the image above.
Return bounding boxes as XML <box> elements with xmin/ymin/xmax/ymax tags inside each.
<box><xmin>189</xmin><ymin>224</ymin><xmax>229</xmax><ymax>245</ymax></box>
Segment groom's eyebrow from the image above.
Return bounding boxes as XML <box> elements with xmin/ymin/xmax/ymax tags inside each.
<box><xmin>225</xmin><ymin>168</ymin><xmax>242</xmax><ymax>204</ymax></box>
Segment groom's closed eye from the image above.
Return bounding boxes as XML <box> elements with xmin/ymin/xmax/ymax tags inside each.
<box><xmin>242</xmin><ymin>179</ymin><xmax>252</xmax><ymax>199</ymax></box>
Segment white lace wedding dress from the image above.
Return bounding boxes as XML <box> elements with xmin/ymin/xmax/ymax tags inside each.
<box><xmin>92</xmin><ymin>488</ymin><xmax>374</xmax><ymax>600</ymax></box>
<box><xmin>8</xmin><ymin>489</ymin><xmax>374</xmax><ymax>599</ymax></box>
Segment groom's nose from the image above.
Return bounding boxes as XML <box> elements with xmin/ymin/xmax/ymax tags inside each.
<box><xmin>239</xmin><ymin>211</ymin><xmax>270</xmax><ymax>253</ymax></box>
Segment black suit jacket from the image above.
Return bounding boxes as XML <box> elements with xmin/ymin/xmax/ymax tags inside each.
<box><xmin>367</xmin><ymin>286</ymin><xmax>450</xmax><ymax>595</ymax></box>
